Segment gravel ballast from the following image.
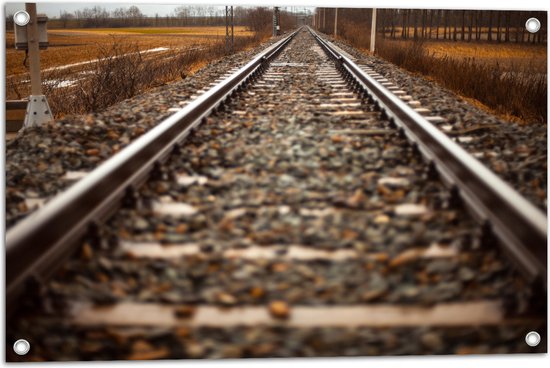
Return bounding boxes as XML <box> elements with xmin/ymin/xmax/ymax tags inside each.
<box><xmin>326</xmin><ymin>34</ymin><xmax>547</xmax><ymax>211</ymax></box>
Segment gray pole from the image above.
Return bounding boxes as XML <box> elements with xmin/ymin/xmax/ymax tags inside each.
<box><xmin>370</xmin><ymin>8</ymin><xmax>377</xmax><ymax>53</ymax></box>
<box><xmin>273</xmin><ymin>7</ymin><xmax>280</xmax><ymax>36</ymax></box>
<box><xmin>225</xmin><ymin>6</ymin><xmax>229</xmax><ymax>52</ymax></box>
<box><xmin>26</xmin><ymin>3</ymin><xmax>41</xmax><ymax>96</ymax></box>
<box><xmin>230</xmin><ymin>6</ymin><xmax>234</xmax><ymax>53</ymax></box>
<box><xmin>24</xmin><ymin>2</ymin><xmax>53</xmax><ymax>127</ymax></box>
<box><xmin>334</xmin><ymin>8</ymin><xmax>338</xmax><ymax>36</ymax></box>
<box><xmin>225</xmin><ymin>6</ymin><xmax>234</xmax><ymax>54</ymax></box>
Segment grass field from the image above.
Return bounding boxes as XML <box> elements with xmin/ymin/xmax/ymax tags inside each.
<box><xmin>372</xmin><ymin>39</ymin><xmax>547</xmax><ymax>72</ymax></box>
<box><xmin>419</xmin><ymin>41</ymin><xmax>546</xmax><ymax>72</ymax></box>
<box><xmin>5</xmin><ymin>26</ymin><xmax>265</xmax><ymax>118</ymax></box>
<box><xmin>5</xmin><ymin>26</ymin><xmax>254</xmax><ymax>75</ymax></box>
<box><xmin>372</xmin><ymin>38</ymin><xmax>547</xmax><ymax>123</ymax></box>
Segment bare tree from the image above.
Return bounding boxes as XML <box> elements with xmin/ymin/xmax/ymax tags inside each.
<box><xmin>401</xmin><ymin>9</ymin><xmax>407</xmax><ymax>38</ymax></box>
<box><xmin>468</xmin><ymin>10</ymin><xmax>473</xmax><ymax>41</ymax></box>
<box><xmin>428</xmin><ymin>10</ymin><xmax>433</xmax><ymax>39</ymax></box>
<box><xmin>59</xmin><ymin>10</ymin><xmax>74</xmax><ymax>28</ymax></box>
<box><xmin>443</xmin><ymin>10</ymin><xmax>448</xmax><ymax>39</ymax></box>
<box><xmin>505</xmin><ymin>11</ymin><xmax>510</xmax><ymax>42</ymax></box>
<box><xmin>496</xmin><ymin>11</ymin><xmax>501</xmax><ymax>42</ymax></box>
<box><xmin>461</xmin><ymin>10</ymin><xmax>465</xmax><ymax>40</ymax></box>
<box><xmin>436</xmin><ymin>10</ymin><xmax>440</xmax><ymax>39</ymax></box>
<box><xmin>453</xmin><ymin>11</ymin><xmax>457</xmax><ymax>41</ymax></box>
<box><xmin>487</xmin><ymin>10</ymin><xmax>493</xmax><ymax>41</ymax></box>
<box><xmin>174</xmin><ymin>6</ymin><xmax>189</xmax><ymax>26</ymax></box>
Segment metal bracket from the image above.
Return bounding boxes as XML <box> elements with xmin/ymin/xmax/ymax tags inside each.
<box><xmin>24</xmin><ymin>95</ymin><xmax>53</xmax><ymax>127</ymax></box>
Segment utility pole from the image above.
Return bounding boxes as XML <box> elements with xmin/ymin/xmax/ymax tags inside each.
<box><xmin>322</xmin><ymin>8</ymin><xmax>326</xmax><ymax>30</ymax></box>
<box><xmin>24</xmin><ymin>3</ymin><xmax>53</xmax><ymax>127</ymax></box>
<box><xmin>370</xmin><ymin>8</ymin><xmax>377</xmax><ymax>53</ymax></box>
<box><xmin>273</xmin><ymin>7</ymin><xmax>280</xmax><ymax>36</ymax></box>
<box><xmin>334</xmin><ymin>8</ymin><xmax>338</xmax><ymax>36</ymax></box>
<box><xmin>225</xmin><ymin>6</ymin><xmax>234</xmax><ymax>53</ymax></box>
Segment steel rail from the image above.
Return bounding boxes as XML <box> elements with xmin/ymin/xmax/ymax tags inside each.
<box><xmin>310</xmin><ymin>27</ymin><xmax>547</xmax><ymax>289</ymax></box>
<box><xmin>6</xmin><ymin>29</ymin><xmax>300</xmax><ymax>310</ymax></box>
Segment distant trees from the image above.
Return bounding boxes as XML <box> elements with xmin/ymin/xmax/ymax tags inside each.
<box><xmin>243</xmin><ymin>7</ymin><xmax>272</xmax><ymax>34</ymax></box>
<box><xmin>43</xmin><ymin>5</ymin><xmax>225</xmax><ymax>28</ymax></box>
<box><xmin>28</xmin><ymin>5</ymin><xmax>298</xmax><ymax>35</ymax></box>
<box><xmin>313</xmin><ymin>8</ymin><xmax>547</xmax><ymax>44</ymax></box>
<box><xmin>74</xmin><ymin>6</ymin><xmax>109</xmax><ymax>27</ymax></box>
<box><xmin>59</xmin><ymin>11</ymin><xmax>74</xmax><ymax>28</ymax></box>
<box><xmin>27</xmin><ymin>5</ymin><xmax>302</xmax><ymax>35</ymax></box>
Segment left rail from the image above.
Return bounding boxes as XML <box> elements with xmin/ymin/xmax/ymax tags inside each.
<box><xmin>6</xmin><ymin>29</ymin><xmax>299</xmax><ymax>311</ymax></box>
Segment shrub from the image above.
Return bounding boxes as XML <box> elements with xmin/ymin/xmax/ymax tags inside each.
<box><xmin>6</xmin><ymin>34</ymin><xmax>264</xmax><ymax>117</ymax></box>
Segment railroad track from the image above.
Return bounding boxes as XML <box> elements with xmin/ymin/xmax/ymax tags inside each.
<box><xmin>6</xmin><ymin>27</ymin><xmax>547</xmax><ymax>360</ymax></box>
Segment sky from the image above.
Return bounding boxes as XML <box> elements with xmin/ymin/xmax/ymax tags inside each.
<box><xmin>3</xmin><ymin>1</ymin><xmax>313</xmax><ymax>17</ymax></box>
<box><xmin>4</xmin><ymin>0</ymin><xmax>548</xmax><ymax>18</ymax></box>
<box><xmin>5</xmin><ymin>2</ymin><xmax>200</xmax><ymax>17</ymax></box>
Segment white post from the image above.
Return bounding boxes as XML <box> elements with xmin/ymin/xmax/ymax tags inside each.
<box><xmin>334</xmin><ymin>8</ymin><xmax>338</xmax><ymax>37</ymax></box>
<box><xmin>370</xmin><ymin>8</ymin><xmax>377</xmax><ymax>53</ymax></box>
<box><xmin>24</xmin><ymin>2</ymin><xmax>53</xmax><ymax>127</ymax></box>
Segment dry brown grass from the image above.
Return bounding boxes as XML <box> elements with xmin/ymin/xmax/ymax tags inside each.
<box><xmin>394</xmin><ymin>39</ymin><xmax>547</xmax><ymax>73</ymax></box>
<box><xmin>338</xmin><ymin>22</ymin><xmax>372</xmax><ymax>50</ymax></box>
<box><xmin>374</xmin><ymin>39</ymin><xmax>547</xmax><ymax>123</ymax></box>
<box><xmin>5</xmin><ymin>27</ymin><xmax>267</xmax><ymax>117</ymax></box>
<box><xmin>5</xmin><ymin>26</ymin><xmax>253</xmax><ymax>75</ymax></box>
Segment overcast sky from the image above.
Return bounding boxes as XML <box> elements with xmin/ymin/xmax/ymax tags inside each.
<box><xmin>4</xmin><ymin>0</ymin><xmax>547</xmax><ymax>18</ymax></box>
<box><xmin>3</xmin><ymin>2</ymin><xmax>315</xmax><ymax>17</ymax></box>
<box><xmin>4</xmin><ymin>2</ymin><xmax>222</xmax><ymax>17</ymax></box>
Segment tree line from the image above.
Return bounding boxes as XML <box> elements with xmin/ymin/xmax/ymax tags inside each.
<box><xmin>315</xmin><ymin>8</ymin><xmax>547</xmax><ymax>44</ymax></box>
<box><xmin>5</xmin><ymin>5</ymin><xmax>298</xmax><ymax>33</ymax></box>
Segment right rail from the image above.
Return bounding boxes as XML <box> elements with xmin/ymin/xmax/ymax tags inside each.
<box><xmin>311</xmin><ymin>27</ymin><xmax>547</xmax><ymax>289</ymax></box>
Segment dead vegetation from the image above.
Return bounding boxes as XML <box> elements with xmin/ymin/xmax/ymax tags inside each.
<box><xmin>5</xmin><ymin>27</ymin><xmax>251</xmax><ymax>75</ymax></box>
<box><xmin>375</xmin><ymin>40</ymin><xmax>547</xmax><ymax>123</ymax></box>
<box><xmin>6</xmin><ymin>32</ymin><xmax>265</xmax><ymax>117</ymax></box>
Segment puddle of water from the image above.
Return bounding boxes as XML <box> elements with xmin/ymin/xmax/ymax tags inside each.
<box><xmin>42</xmin><ymin>47</ymin><xmax>170</xmax><ymax>73</ymax></box>
<box><xmin>43</xmin><ymin>79</ymin><xmax>79</xmax><ymax>88</ymax></box>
